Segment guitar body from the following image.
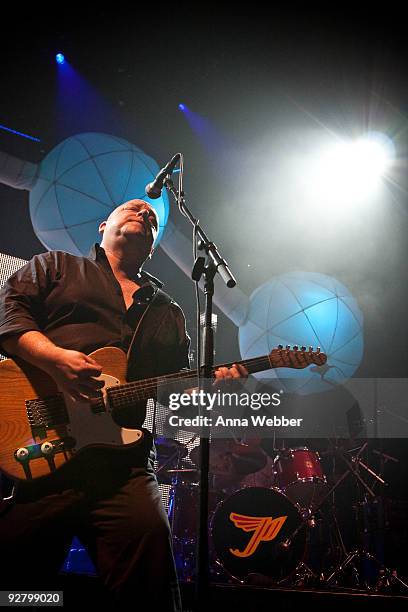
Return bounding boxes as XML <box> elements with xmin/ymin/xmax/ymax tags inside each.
<box><xmin>0</xmin><ymin>347</ymin><xmax>147</xmax><ymax>484</ymax></box>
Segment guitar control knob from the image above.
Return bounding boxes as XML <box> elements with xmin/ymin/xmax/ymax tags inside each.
<box><xmin>41</xmin><ymin>442</ymin><xmax>54</xmax><ymax>456</ymax></box>
<box><xmin>15</xmin><ymin>447</ymin><xmax>30</xmax><ymax>461</ymax></box>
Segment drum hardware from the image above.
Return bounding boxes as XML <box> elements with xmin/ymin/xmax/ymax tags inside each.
<box><xmin>166</xmin><ymin>468</ymin><xmax>199</xmax><ymax>483</ymax></box>
<box><xmin>260</xmin><ymin>442</ymin><xmax>388</xmax><ymax>589</ymax></box>
<box><xmin>290</xmin><ymin>561</ymin><xmax>318</xmax><ymax>587</ymax></box>
<box><xmin>307</xmin><ymin>516</ymin><xmax>316</xmax><ymax>528</ymax></box>
<box><xmin>325</xmin><ymin>550</ymin><xmax>408</xmax><ymax>592</ymax></box>
<box><xmin>155</xmin><ymin>434</ymin><xmax>201</xmax><ymax>581</ymax></box>
<box><xmin>155</xmin><ymin>437</ymin><xmax>188</xmax><ymax>475</ymax></box>
<box><xmin>276</xmin><ymin>444</ymin><xmax>371</xmax><ymax>551</ymax></box>
<box><xmin>155</xmin><ymin>434</ymin><xmax>198</xmax><ymax>485</ymax></box>
<box><xmin>168</xmin><ymin>481</ymin><xmax>225</xmax><ymax>581</ymax></box>
<box><xmin>166</xmin><ymin>436</ymin><xmax>408</xmax><ymax>591</ymax></box>
<box><xmin>246</xmin><ymin>560</ymin><xmax>319</xmax><ymax>589</ymax></box>
<box><xmin>317</xmin><ymin>442</ymin><xmax>408</xmax><ymax>591</ymax></box>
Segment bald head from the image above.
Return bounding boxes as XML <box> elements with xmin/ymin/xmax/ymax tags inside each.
<box><xmin>99</xmin><ymin>199</ymin><xmax>159</xmax><ymax>265</ymax></box>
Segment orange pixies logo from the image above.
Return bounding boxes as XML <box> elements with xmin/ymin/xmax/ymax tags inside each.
<box><xmin>229</xmin><ymin>513</ymin><xmax>288</xmax><ymax>558</ymax></box>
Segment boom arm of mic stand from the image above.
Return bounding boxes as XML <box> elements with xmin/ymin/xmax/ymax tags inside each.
<box><xmin>164</xmin><ymin>177</ymin><xmax>237</xmax><ymax>288</ymax></box>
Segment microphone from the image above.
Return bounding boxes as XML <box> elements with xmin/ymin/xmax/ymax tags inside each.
<box><xmin>145</xmin><ymin>153</ymin><xmax>181</xmax><ymax>199</ymax></box>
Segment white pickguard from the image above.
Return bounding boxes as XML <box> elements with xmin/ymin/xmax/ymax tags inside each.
<box><xmin>63</xmin><ymin>374</ymin><xmax>143</xmax><ymax>453</ymax></box>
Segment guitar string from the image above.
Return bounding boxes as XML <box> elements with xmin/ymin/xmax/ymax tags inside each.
<box><xmin>107</xmin><ymin>356</ymin><xmax>271</xmax><ymax>401</ymax></box>
<box><xmin>107</xmin><ymin>354</ymin><xmax>321</xmax><ymax>403</ymax></box>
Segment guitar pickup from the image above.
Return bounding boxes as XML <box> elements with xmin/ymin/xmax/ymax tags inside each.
<box><xmin>26</xmin><ymin>394</ymin><xmax>69</xmax><ymax>433</ymax></box>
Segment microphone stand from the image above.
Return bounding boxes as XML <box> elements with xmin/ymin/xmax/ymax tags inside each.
<box><xmin>163</xmin><ymin>160</ymin><xmax>236</xmax><ymax>610</ymax></box>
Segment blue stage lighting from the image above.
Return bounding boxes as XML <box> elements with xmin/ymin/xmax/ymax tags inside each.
<box><xmin>56</xmin><ymin>53</ymin><xmax>65</xmax><ymax>65</ymax></box>
<box><xmin>178</xmin><ymin>104</ymin><xmax>185</xmax><ymax>111</ymax></box>
<box><xmin>0</xmin><ymin>124</ymin><xmax>41</xmax><ymax>142</ymax></box>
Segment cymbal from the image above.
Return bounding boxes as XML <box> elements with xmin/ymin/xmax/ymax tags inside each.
<box><xmin>157</xmin><ymin>468</ymin><xmax>199</xmax><ymax>485</ymax></box>
<box><xmin>155</xmin><ymin>438</ymin><xmax>189</xmax><ymax>477</ymax></box>
<box><xmin>190</xmin><ymin>439</ymin><xmax>266</xmax><ymax>476</ymax></box>
<box><xmin>155</xmin><ymin>437</ymin><xmax>188</xmax><ymax>462</ymax></box>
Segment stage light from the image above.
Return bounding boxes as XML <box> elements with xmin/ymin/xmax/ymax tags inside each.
<box><xmin>56</xmin><ymin>53</ymin><xmax>65</xmax><ymax>65</ymax></box>
<box><xmin>178</xmin><ymin>104</ymin><xmax>186</xmax><ymax>111</ymax></box>
<box><xmin>304</xmin><ymin>132</ymin><xmax>395</xmax><ymax>206</ymax></box>
<box><xmin>0</xmin><ymin>124</ymin><xmax>41</xmax><ymax>142</ymax></box>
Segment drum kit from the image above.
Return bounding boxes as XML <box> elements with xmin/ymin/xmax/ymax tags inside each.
<box><xmin>59</xmin><ymin>434</ymin><xmax>406</xmax><ymax>592</ymax></box>
<box><xmin>155</xmin><ymin>436</ymin><xmax>345</xmax><ymax>585</ymax></box>
<box><xmin>155</xmin><ymin>436</ymin><xmax>408</xmax><ymax>592</ymax></box>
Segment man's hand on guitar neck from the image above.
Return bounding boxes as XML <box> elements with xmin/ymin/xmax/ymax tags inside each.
<box><xmin>184</xmin><ymin>363</ymin><xmax>249</xmax><ymax>397</ymax></box>
<box><xmin>1</xmin><ymin>330</ymin><xmax>104</xmax><ymax>401</ymax></box>
<box><xmin>214</xmin><ymin>363</ymin><xmax>249</xmax><ymax>383</ymax></box>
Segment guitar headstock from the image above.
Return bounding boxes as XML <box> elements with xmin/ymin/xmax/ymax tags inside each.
<box><xmin>268</xmin><ymin>345</ymin><xmax>327</xmax><ymax>370</ymax></box>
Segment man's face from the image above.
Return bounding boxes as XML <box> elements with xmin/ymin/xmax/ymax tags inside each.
<box><xmin>99</xmin><ymin>200</ymin><xmax>159</xmax><ymax>256</ymax></box>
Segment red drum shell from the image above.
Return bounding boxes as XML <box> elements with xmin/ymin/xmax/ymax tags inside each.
<box><xmin>274</xmin><ymin>448</ymin><xmax>327</xmax><ymax>508</ymax></box>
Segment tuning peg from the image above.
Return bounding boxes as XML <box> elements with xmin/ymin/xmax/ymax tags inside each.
<box><xmin>301</xmin><ymin>346</ymin><xmax>306</xmax><ymax>351</ymax></box>
<box><xmin>293</xmin><ymin>345</ymin><xmax>298</xmax><ymax>351</ymax></box>
<box><xmin>278</xmin><ymin>344</ymin><xmax>283</xmax><ymax>349</ymax></box>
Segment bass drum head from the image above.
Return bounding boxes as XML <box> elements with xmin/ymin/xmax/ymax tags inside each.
<box><xmin>211</xmin><ymin>487</ymin><xmax>306</xmax><ymax>582</ymax></box>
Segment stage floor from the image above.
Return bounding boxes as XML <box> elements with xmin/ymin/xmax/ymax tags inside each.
<box><xmin>59</xmin><ymin>574</ymin><xmax>408</xmax><ymax>610</ymax></box>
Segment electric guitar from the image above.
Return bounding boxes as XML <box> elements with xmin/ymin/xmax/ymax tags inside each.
<box><xmin>0</xmin><ymin>345</ymin><xmax>326</xmax><ymax>484</ymax></box>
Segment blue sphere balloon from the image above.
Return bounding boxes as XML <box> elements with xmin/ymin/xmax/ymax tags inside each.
<box><xmin>239</xmin><ymin>271</ymin><xmax>364</xmax><ymax>394</ymax></box>
<box><xmin>29</xmin><ymin>132</ymin><xmax>169</xmax><ymax>255</ymax></box>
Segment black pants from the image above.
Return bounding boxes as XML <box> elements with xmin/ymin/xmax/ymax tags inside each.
<box><xmin>0</xmin><ymin>459</ymin><xmax>181</xmax><ymax>611</ymax></box>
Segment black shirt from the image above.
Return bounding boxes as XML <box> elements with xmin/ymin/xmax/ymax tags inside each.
<box><xmin>0</xmin><ymin>244</ymin><xmax>190</xmax><ymax>379</ymax></box>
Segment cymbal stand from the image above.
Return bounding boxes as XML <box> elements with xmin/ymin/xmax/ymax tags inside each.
<box><xmin>326</xmin><ymin>550</ymin><xmax>408</xmax><ymax>592</ymax></box>
<box><xmin>278</xmin><ymin>445</ymin><xmax>365</xmax><ymax>555</ymax></box>
<box><xmin>279</xmin><ymin>443</ymin><xmax>395</xmax><ymax>587</ymax></box>
<box><xmin>155</xmin><ymin>433</ymin><xmax>199</xmax><ymax>482</ymax></box>
<box><xmin>324</xmin><ymin>445</ymin><xmax>407</xmax><ymax>591</ymax></box>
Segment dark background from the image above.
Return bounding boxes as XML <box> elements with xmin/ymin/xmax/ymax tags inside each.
<box><xmin>0</xmin><ymin>10</ymin><xmax>407</xmax><ymax>509</ymax></box>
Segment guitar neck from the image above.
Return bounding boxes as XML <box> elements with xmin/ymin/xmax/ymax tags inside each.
<box><xmin>105</xmin><ymin>355</ymin><xmax>270</xmax><ymax>408</ymax></box>
<box><xmin>104</xmin><ymin>346</ymin><xmax>326</xmax><ymax>412</ymax></box>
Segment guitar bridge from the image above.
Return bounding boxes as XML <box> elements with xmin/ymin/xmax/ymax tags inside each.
<box><xmin>14</xmin><ymin>437</ymin><xmax>76</xmax><ymax>478</ymax></box>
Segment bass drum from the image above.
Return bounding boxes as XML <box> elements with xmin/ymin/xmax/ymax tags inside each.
<box><xmin>211</xmin><ymin>487</ymin><xmax>306</xmax><ymax>582</ymax></box>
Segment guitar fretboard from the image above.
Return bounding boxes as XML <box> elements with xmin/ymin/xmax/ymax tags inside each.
<box><xmin>106</xmin><ymin>355</ymin><xmax>271</xmax><ymax>407</ymax></box>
